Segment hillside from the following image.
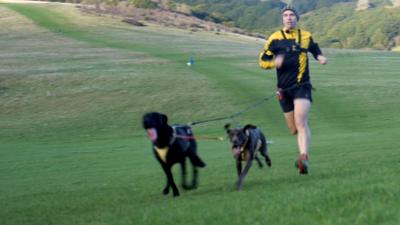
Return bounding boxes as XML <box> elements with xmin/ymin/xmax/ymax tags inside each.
<box><xmin>8</xmin><ymin>0</ymin><xmax>400</xmax><ymax>50</ymax></box>
<box><xmin>301</xmin><ymin>3</ymin><xmax>400</xmax><ymax>49</ymax></box>
<box><xmin>1</xmin><ymin>2</ymin><xmax>400</xmax><ymax>225</ymax></box>
<box><xmin>171</xmin><ymin>0</ymin><xmax>400</xmax><ymax>50</ymax></box>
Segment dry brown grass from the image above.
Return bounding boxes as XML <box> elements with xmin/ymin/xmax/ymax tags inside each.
<box><xmin>79</xmin><ymin>1</ymin><xmax>250</xmax><ymax>35</ymax></box>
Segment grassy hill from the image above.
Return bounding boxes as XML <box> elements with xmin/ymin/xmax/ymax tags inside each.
<box><xmin>9</xmin><ymin>0</ymin><xmax>400</xmax><ymax>49</ymax></box>
<box><xmin>1</xmin><ymin>2</ymin><xmax>400</xmax><ymax>225</ymax></box>
<box><xmin>171</xmin><ymin>0</ymin><xmax>400</xmax><ymax>50</ymax></box>
<box><xmin>301</xmin><ymin>3</ymin><xmax>400</xmax><ymax>49</ymax></box>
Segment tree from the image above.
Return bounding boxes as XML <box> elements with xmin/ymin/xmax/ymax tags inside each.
<box><xmin>131</xmin><ymin>0</ymin><xmax>158</xmax><ymax>9</ymax></box>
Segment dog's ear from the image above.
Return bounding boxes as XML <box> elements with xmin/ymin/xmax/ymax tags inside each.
<box><xmin>243</xmin><ymin>124</ymin><xmax>257</xmax><ymax>131</ymax></box>
<box><xmin>224</xmin><ymin>123</ymin><xmax>231</xmax><ymax>133</ymax></box>
<box><xmin>243</xmin><ymin>124</ymin><xmax>256</xmax><ymax>137</ymax></box>
<box><xmin>160</xmin><ymin>113</ymin><xmax>168</xmax><ymax>125</ymax></box>
<box><xmin>142</xmin><ymin>112</ymin><xmax>152</xmax><ymax>129</ymax></box>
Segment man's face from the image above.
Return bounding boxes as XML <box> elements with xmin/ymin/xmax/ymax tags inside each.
<box><xmin>282</xmin><ymin>10</ymin><xmax>297</xmax><ymax>30</ymax></box>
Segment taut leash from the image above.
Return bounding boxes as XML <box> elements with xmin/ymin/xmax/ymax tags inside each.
<box><xmin>188</xmin><ymin>92</ymin><xmax>276</xmax><ymax>126</ymax></box>
<box><xmin>188</xmin><ymin>82</ymin><xmax>312</xmax><ymax>126</ymax></box>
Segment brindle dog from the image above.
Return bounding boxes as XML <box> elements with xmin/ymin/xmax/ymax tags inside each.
<box><xmin>143</xmin><ymin>112</ymin><xmax>206</xmax><ymax>197</ymax></box>
<box><xmin>225</xmin><ymin>124</ymin><xmax>272</xmax><ymax>190</ymax></box>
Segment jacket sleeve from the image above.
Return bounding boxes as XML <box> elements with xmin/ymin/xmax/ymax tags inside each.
<box><xmin>259</xmin><ymin>37</ymin><xmax>276</xmax><ymax>69</ymax></box>
<box><xmin>308</xmin><ymin>37</ymin><xmax>322</xmax><ymax>60</ymax></box>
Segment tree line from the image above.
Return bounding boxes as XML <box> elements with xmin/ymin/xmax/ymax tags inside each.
<box><xmin>38</xmin><ymin>0</ymin><xmax>400</xmax><ymax>50</ymax></box>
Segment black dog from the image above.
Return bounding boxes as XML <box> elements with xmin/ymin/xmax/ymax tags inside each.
<box><xmin>143</xmin><ymin>112</ymin><xmax>206</xmax><ymax>197</ymax></box>
<box><xmin>225</xmin><ymin>124</ymin><xmax>271</xmax><ymax>190</ymax></box>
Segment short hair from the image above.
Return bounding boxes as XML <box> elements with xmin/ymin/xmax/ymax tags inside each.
<box><xmin>281</xmin><ymin>5</ymin><xmax>300</xmax><ymax>21</ymax></box>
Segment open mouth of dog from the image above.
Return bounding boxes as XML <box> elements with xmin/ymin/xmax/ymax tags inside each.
<box><xmin>146</xmin><ymin>128</ymin><xmax>158</xmax><ymax>142</ymax></box>
<box><xmin>232</xmin><ymin>146</ymin><xmax>241</xmax><ymax>158</ymax></box>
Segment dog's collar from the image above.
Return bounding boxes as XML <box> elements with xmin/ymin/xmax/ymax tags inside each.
<box><xmin>240</xmin><ymin>138</ymin><xmax>249</xmax><ymax>150</ymax></box>
<box><xmin>239</xmin><ymin>137</ymin><xmax>249</xmax><ymax>159</ymax></box>
<box><xmin>241</xmin><ymin>131</ymin><xmax>250</xmax><ymax>150</ymax></box>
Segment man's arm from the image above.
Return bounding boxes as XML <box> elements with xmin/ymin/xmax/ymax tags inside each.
<box><xmin>308</xmin><ymin>37</ymin><xmax>327</xmax><ymax>65</ymax></box>
<box><xmin>259</xmin><ymin>37</ymin><xmax>277</xmax><ymax>69</ymax></box>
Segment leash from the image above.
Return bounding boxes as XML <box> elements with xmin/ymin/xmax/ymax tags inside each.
<box><xmin>174</xmin><ymin>134</ymin><xmax>224</xmax><ymax>141</ymax></box>
<box><xmin>188</xmin><ymin>82</ymin><xmax>312</xmax><ymax>126</ymax></box>
<box><xmin>188</xmin><ymin>92</ymin><xmax>276</xmax><ymax>126</ymax></box>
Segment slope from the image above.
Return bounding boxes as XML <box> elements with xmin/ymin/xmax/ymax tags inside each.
<box><xmin>1</xmin><ymin>3</ymin><xmax>400</xmax><ymax>225</ymax></box>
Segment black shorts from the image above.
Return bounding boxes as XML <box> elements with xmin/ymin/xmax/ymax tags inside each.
<box><xmin>278</xmin><ymin>83</ymin><xmax>312</xmax><ymax>113</ymax></box>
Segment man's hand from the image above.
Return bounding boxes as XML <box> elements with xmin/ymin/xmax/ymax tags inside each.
<box><xmin>317</xmin><ymin>55</ymin><xmax>328</xmax><ymax>65</ymax></box>
<box><xmin>275</xmin><ymin>55</ymin><xmax>284</xmax><ymax>68</ymax></box>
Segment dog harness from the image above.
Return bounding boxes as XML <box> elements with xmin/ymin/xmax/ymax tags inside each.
<box><xmin>259</xmin><ymin>28</ymin><xmax>322</xmax><ymax>88</ymax></box>
<box><xmin>153</xmin><ymin>127</ymin><xmax>177</xmax><ymax>163</ymax></box>
<box><xmin>239</xmin><ymin>130</ymin><xmax>263</xmax><ymax>160</ymax></box>
<box><xmin>154</xmin><ymin>147</ymin><xmax>168</xmax><ymax>163</ymax></box>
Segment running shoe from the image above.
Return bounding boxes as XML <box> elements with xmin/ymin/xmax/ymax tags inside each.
<box><xmin>294</xmin><ymin>154</ymin><xmax>309</xmax><ymax>175</ymax></box>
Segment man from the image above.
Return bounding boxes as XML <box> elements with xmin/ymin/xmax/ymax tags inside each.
<box><xmin>258</xmin><ymin>5</ymin><xmax>327</xmax><ymax>174</ymax></box>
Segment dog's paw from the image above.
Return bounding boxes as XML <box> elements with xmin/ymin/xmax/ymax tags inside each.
<box><xmin>173</xmin><ymin>191</ymin><xmax>180</xmax><ymax>197</ymax></box>
<box><xmin>236</xmin><ymin>181</ymin><xmax>243</xmax><ymax>191</ymax></box>
<box><xmin>163</xmin><ymin>187</ymin><xmax>170</xmax><ymax>195</ymax></box>
<box><xmin>266</xmin><ymin>157</ymin><xmax>272</xmax><ymax>167</ymax></box>
<box><xmin>182</xmin><ymin>184</ymin><xmax>191</xmax><ymax>190</ymax></box>
<box><xmin>194</xmin><ymin>158</ymin><xmax>206</xmax><ymax>168</ymax></box>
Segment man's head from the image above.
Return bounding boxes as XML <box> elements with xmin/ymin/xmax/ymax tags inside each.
<box><xmin>281</xmin><ymin>5</ymin><xmax>299</xmax><ymax>30</ymax></box>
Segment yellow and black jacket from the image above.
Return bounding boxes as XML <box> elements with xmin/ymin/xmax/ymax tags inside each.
<box><xmin>259</xmin><ymin>28</ymin><xmax>322</xmax><ymax>89</ymax></box>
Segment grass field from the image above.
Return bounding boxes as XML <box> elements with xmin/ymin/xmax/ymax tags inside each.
<box><xmin>1</xmin><ymin>3</ymin><xmax>400</xmax><ymax>225</ymax></box>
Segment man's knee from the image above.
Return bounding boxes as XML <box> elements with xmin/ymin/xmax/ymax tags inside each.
<box><xmin>295</xmin><ymin>120</ymin><xmax>308</xmax><ymax>132</ymax></box>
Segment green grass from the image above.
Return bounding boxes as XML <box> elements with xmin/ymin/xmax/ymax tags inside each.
<box><xmin>1</xmin><ymin>3</ymin><xmax>400</xmax><ymax>225</ymax></box>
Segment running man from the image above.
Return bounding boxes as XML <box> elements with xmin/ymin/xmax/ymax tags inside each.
<box><xmin>259</xmin><ymin>5</ymin><xmax>328</xmax><ymax>174</ymax></box>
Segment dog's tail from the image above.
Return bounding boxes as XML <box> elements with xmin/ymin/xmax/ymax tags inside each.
<box><xmin>190</xmin><ymin>154</ymin><xmax>206</xmax><ymax>168</ymax></box>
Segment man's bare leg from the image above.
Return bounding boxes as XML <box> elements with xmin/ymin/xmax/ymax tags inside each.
<box><xmin>294</xmin><ymin>99</ymin><xmax>311</xmax><ymax>156</ymax></box>
<box><xmin>283</xmin><ymin>111</ymin><xmax>297</xmax><ymax>135</ymax></box>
